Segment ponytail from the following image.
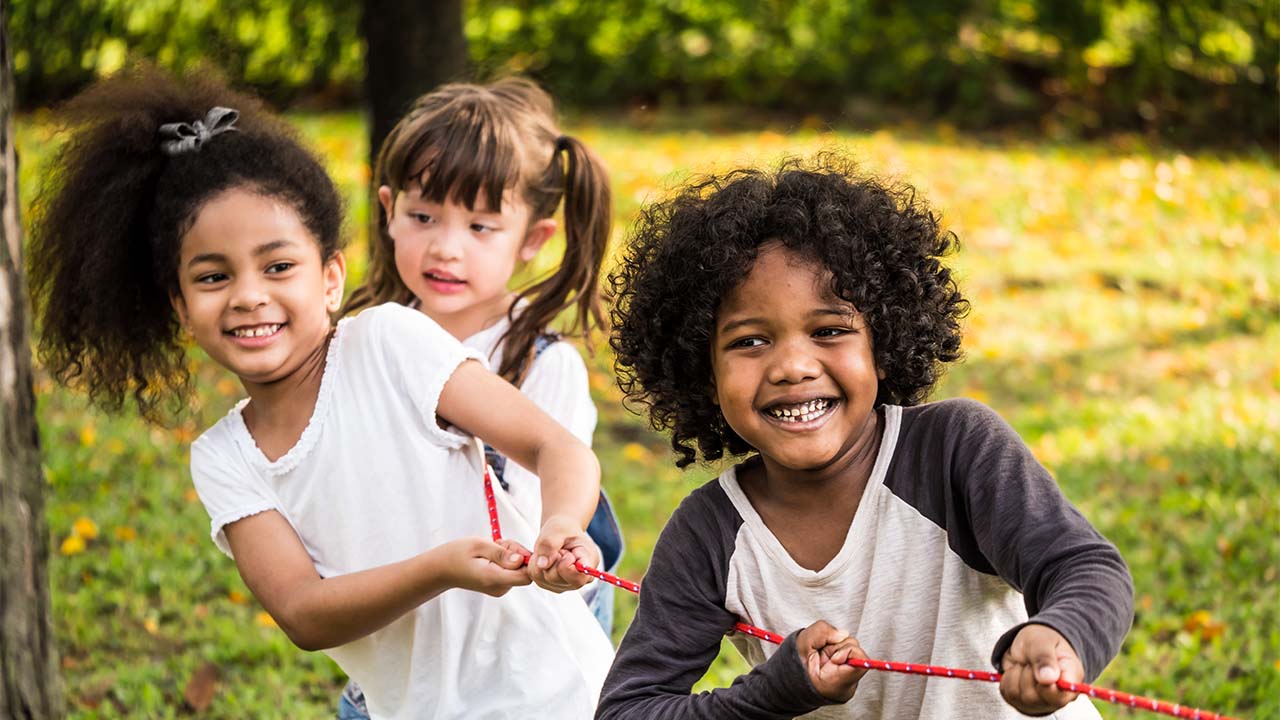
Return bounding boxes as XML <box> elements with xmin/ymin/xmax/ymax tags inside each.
<box><xmin>28</xmin><ymin>65</ymin><xmax>345</xmax><ymax>421</ymax></box>
<box><xmin>498</xmin><ymin>134</ymin><xmax>611</xmax><ymax>385</ymax></box>
<box><xmin>29</xmin><ymin>77</ymin><xmax>190</xmax><ymax>420</ymax></box>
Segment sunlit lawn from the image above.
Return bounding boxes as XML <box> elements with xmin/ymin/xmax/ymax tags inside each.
<box><xmin>20</xmin><ymin>111</ymin><xmax>1279</xmax><ymax>718</ymax></box>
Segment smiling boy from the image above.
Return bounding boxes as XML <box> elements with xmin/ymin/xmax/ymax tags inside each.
<box><xmin>598</xmin><ymin>159</ymin><xmax>1134</xmax><ymax>719</ymax></box>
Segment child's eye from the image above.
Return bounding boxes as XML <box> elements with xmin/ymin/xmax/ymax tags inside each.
<box><xmin>409</xmin><ymin>212</ymin><xmax>433</xmax><ymax>224</ymax></box>
<box><xmin>196</xmin><ymin>272</ymin><xmax>228</xmax><ymax>284</ymax></box>
<box><xmin>814</xmin><ymin>327</ymin><xmax>851</xmax><ymax>338</ymax></box>
<box><xmin>471</xmin><ymin>223</ymin><xmax>496</xmax><ymax>233</ymax></box>
<box><xmin>265</xmin><ymin>262</ymin><xmax>295</xmax><ymax>274</ymax></box>
<box><xmin>728</xmin><ymin>337</ymin><xmax>766</xmax><ymax>349</ymax></box>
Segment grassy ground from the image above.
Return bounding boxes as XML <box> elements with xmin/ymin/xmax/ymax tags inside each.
<box><xmin>19</xmin><ymin>112</ymin><xmax>1279</xmax><ymax>718</ymax></box>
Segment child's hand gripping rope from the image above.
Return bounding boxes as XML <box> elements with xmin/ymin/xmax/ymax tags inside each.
<box><xmin>482</xmin><ymin>466</ymin><xmax>1243</xmax><ymax>720</ymax></box>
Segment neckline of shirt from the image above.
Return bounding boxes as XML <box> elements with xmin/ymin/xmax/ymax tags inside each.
<box><xmin>226</xmin><ymin>315</ymin><xmax>351</xmax><ymax>476</ymax></box>
<box><xmin>719</xmin><ymin>404</ymin><xmax>903</xmax><ymax>586</ymax></box>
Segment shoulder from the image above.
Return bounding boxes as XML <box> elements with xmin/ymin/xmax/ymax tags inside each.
<box><xmin>524</xmin><ymin>338</ymin><xmax>589</xmax><ymax>382</ymax></box>
<box><xmin>660</xmin><ymin>472</ymin><xmax>745</xmax><ymax>550</ymax></box>
<box><xmin>897</xmin><ymin>398</ymin><xmax>1019</xmax><ymax>451</ymax></box>
<box><xmin>190</xmin><ymin>411</ymin><xmax>243</xmax><ymax>467</ymax></box>
<box><xmin>341</xmin><ymin>301</ymin><xmax>441</xmax><ymax>340</ymax></box>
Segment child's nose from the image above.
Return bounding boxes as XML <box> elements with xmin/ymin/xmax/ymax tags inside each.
<box><xmin>767</xmin><ymin>337</ymin><xmax>820</xmax><ymax>384</ymax></box>
<box><xmin>230</xmin><ymin>279</ymin><xmax>269</xmax><ymax>311</ymax></box>
<box><xmin>427</xmin><ymin>223</ymin><xmax>465</xmax><ymax>260</ymax></box>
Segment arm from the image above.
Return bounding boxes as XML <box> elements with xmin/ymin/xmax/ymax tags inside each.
<box><xmin>597</xmin><ymin>491</ymin><xmax>833</xmax><ymax>719</ymax></box>
<box><xmin>223</xmin><ymin>510</ymin><xmax>529</xmax><ymax>651</ymax></box>
<box><xmin>438</xmin><ymin>359</ymin><xmax>601</xmax><ymax>586</ymax></box>
<box><xmin>941</xmin><ymin>400</ymin><xmax>1134</xmax><ymax>679</ymax></box>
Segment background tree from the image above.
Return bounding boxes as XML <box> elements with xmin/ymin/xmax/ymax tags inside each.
<box><xmin>0</xmin><ymin>0</ymin><xmax>62</xmax><ymax>715</ymax></box>
<box><xmin>362</xmin><ymin>0</ymin><xmax>469</xmax><ymax>169</ymax></box>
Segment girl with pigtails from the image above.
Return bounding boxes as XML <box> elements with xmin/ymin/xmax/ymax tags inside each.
<box><xmin>29</xmin><ymin>66</ymin><xmax>613</xmax><ymax>719</ymax></box>
<box><xmin>339</xmin><ymin>76</ymin><xmax>625</xmax><ymax>717</ymax></box>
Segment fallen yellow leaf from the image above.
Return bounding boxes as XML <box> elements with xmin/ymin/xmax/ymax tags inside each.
<box><xmin>60</xmin><ymin>534</ymin><xmax>85</xmax><ymax>556</ymax></box>
<box><xmin>73</xmin><ymin>517</ymin><xmax>99</xmax><ymax>540</ymax></box>
<box><xmin>622</xmin><ymin>442</ymin><xmax>652</xmax><ymax>464</ymax></box>
<box><xmin>255</xmin><ymin>612</ymin><xmax>278</xmax><ymax>628</ymax></box>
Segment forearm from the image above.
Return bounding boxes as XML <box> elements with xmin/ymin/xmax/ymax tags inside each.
<box><xmin>992</xmin><ymin>541</ymin><xmax>1134</xmax><ymax>680</ymax></box>
<box><xmin>600</xmin><ymin>632</ymin><xmax>830</xmax><ymax>720</ymax></box>
<box><xmin>534</xmin><ymin>436</ymin><xmax>600</xmax><ymax>528</ymax></box>
<box><xmin>275</xmin><ymin>548</ymin><xmax>454</xmax><ymax>651</ymax></box>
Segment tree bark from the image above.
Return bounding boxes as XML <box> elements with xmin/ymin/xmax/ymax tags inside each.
<box><xmin>361</xmin><ymin>0</ymin><xmax>469</xmax><ymax>169</ymax></box>
<box><xmin>0</xmin><ymin>0</ymin><xmax>62</xmax><ymax>715</ymax></box>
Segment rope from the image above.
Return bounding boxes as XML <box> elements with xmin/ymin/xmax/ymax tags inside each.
<box><xmin>482</xmin><ymin>467</ymin><xmax>1241</xmax><ymax>720</ymax></box>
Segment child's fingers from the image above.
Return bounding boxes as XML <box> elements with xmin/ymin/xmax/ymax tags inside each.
<box><xmin>479</xmin><ymin>539</ymin><xmax>527</xmax><ymax>570</ymax></box>
<box><xmin>495</xmin><ymin>539</ymin><xmax>532</xmax><ymax>569</ymax></box>
<box><xmin>532</xmin><ymin>516</ymin><xmax>577</xmax><ymax>571</ymax></box>
<box><xmin>999</xmin><ymin>648</ymin><xmax>1079</xmax><ymax>714</ymax></box>
<box><xmin>824</xmin><ymin>636</ymin><xmax>867</xmax><ymax>667</ymax></box>
<box><xmin>797</xmin><ymin>620</ymin><xmax>848</xmax><ymax>654</ymax></box>
<box><xmin>531</xmin><ymin>550</ymin><xmax>589</xmax><ymax>592</ymax></box>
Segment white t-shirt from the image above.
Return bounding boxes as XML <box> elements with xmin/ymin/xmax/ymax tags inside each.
<box><xmin>190</xmin><ymin>303</ymin><xmax>613</xmax><ymax>719</ymax></box>
<box><xmin>463</xmin><ymin>311</ymin><xmax>598</xmax><ymax>525</ymax></box>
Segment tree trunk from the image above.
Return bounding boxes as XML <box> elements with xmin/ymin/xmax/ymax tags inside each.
<box><xmin>0</xmin><ymin>0</ymin><xmax>62</xmax><ymax>715</ymax></box>
<box><xmin>361</xmin><ymin>0</ymin><xmax>469</xmax><ymax>169</ymax></box>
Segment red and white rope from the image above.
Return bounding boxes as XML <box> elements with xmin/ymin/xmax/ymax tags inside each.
<box><xmin>482</xmin><ymin>467</ymin><xmax>1240</xmax><ymax>720</ymax></box>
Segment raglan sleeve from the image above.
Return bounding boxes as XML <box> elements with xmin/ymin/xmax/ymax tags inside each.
<box><xmin>944</xmin><ymin>399</ymin><xmax>1134</xmax><ymax>682</ymax></box>
<box><xmin>596</xmin><ymin>487</ymin><xmax>833</xmax><ymax>720</ymax></box>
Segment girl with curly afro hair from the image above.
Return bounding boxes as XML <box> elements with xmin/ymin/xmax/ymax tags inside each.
<box><xmin>29</xmin><ymin>65</ymin><xmax>612</xmax><ymax>718</ymax></box>
<box><xmin>599</xmin><ymin>154</ymin><xmax>1133</xmax><ymax>720</ymax></box>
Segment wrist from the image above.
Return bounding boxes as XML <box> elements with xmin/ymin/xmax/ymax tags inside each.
<box><xmin>418</xmin><ymin>542</ymin><xmax>459</xmax><ymax>595</ymax></box>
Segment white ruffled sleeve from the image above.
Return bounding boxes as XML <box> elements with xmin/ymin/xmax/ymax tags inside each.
<box><xmin>362</xmin><ymin>303</ymin><xmax>487</xmax><ymax>447</ymax></box>
<box><xmin>190</xmin><ymin>426</ymin><xmax>280</xmax><ymax>558</ymax></box>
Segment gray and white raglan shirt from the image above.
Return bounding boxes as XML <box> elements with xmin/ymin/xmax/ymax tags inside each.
<box><xmin>597</xmin><ymin>399</ymin><xmax>1133</xmax><ymax>720</ymax></box>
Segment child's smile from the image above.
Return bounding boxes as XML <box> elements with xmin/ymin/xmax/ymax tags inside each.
<box><xmin>712</xmin><ymin>242</ymin><xmax>882</xmax><ymax>473</ymax></box>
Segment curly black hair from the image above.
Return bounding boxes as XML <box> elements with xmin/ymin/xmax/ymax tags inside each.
<box><xmin>609</xmin><ymin>153</ymin><xmax>969</xmax><ymax>468</ymax></box>
<box><xmin>27</xmin><ymin>63</ymin><xmax>344</xmax><ymax>421</ymax></box>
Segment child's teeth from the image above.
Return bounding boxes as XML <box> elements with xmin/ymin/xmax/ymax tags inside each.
<box><xmin>770</xmin><ymin>399</ymin><xmax>831</xmax><ymax>422</ymax></box>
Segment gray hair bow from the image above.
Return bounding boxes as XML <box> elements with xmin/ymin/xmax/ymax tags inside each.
<box><xmin>158</xmin><ymin>107</ymin><xmax>239</xmax><ymax>156</ymax></box>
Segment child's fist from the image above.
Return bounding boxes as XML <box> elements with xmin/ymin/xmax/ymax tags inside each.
<box><xmin>796</xmin><ymin>620</ymin><xmax>868</xmax><ymax>703</ymax></box>
<box><xmin>529</xmin><ymin>514</ymin><xmax>599</xmax><ymax>593</ymax></box>
<box><xmin>443</xmin><ymin>537</ymin><xmax>532</xmax><ymax>597</ymax></box>
<box><xmin>999</xmin><ymin>624</ymin><xmax>1083</xmax><ymax>715</ymax></box>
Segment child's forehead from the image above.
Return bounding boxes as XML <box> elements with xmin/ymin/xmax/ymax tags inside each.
<box><xmin>401</xmin><ymin>177</ymin><xmax>518</xmax><ymax>213</ymax></box>
<box><xmin>717</xmin><ymin>243</ymin><xmax>855</xmax><ymax>317</ymax></box>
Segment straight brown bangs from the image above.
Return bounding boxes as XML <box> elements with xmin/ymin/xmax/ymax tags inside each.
<box><xmin>388</xmin><ymin>103</ymin><xmax>523</xmax><ymax>213</ymax></box>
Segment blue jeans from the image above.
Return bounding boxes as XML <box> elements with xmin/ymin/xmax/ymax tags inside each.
<box><xmin>335</xmin><ymin>490</ymin><xmax>625</xmax><ymax>719</ymax></box>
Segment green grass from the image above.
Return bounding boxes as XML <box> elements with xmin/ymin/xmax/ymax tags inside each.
<box><xmin>21</xmin><ymin>112</ymin><xmax>1279</xmax><ymax>718</ymax></box>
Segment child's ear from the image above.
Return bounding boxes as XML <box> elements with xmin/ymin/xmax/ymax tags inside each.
<box><xmin>377</xmin><ymin>186</ymin><xmax>396</xmax><ymax>222</ymax></box>
<box><xmin>518</xmin><ymin>218</ymin><xmax>557</xmax><ymax>262</ymax></box>
<box><xmin>170</xmin><ymin>293</ymin><xmax>191</xmax><ymax>333</ymax></box>
<box><xmin>323</xmin><ymin>251</ymin><xmax>347</xmax><ymax>313</ymax></box>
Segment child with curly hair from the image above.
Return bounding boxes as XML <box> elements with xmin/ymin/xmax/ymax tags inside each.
<box><xmin>599</xmin><ymin>155</ymin><xmax>1133</xmax><ymax>719</ymax></box>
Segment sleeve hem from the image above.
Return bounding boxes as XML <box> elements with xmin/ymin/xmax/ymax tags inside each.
<box><xmin>420</xmin><ymin>350</ymin><xmax>487</xmax><ymax>447</ymax></box>
<box><xmin>209</xmin><ymin>504</ymin><xmax>278</xmax><ymax>558</ymax></box>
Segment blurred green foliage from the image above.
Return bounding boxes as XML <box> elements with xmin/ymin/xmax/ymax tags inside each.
<box><xmin>8</xmin><ymin>0</ymin><xmax>1277</xmax><ymax>142</ymax></box>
